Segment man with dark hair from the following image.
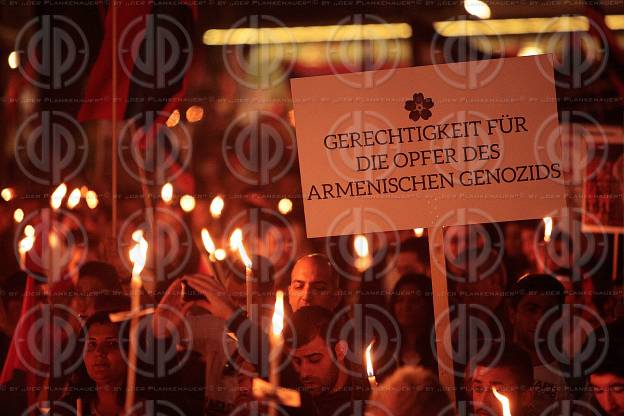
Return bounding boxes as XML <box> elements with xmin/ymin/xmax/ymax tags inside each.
<box><xmin>508</xmin><ymin>273</ymin><xmax>570</xmax><ymax>414</ymax></box>
<box><xmin>466</xmin><ymin>344</ymin><xmax>534</xmax><ymax>416</ymax></box>
<box><xmin>283</xmin><ymin>305</ymin><xmax>369</xmax><ymax>414</ymax></box>
<box><xmin>70</xmin><ymin>261</ymin><xmax>125</xmax><ymax>320</ymax></box>
<box><xmin>587</xmin><ymin>320</ymin><xmax>624</xmax><ymax>416</ymax></box>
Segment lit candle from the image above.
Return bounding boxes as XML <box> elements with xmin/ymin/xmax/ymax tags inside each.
<box><xmin>413</xmin><ymin>228</ymin><xmax>424</xmax><ymax>238</ymax></box>
<box><xmin>236</xmin><ymin>239</ymin><xmax>253</xmax><ymax>320</ymax></box>
<box><xmin>229</xmin><ymin>228</ymin><xmax>242</xmax><ymax>251</ymax></box>
<box><xmin>1</xmin><ymin>187</ymin><xmax>15</xmax><ymax>202</ymax></box>
<box><xmin>180</xmin><ymin>194</ymin><xmax>196</xmax><ymax>212</ymax></box>
<box><xmin>269</xmin><ymin>290</ymin><xmax>285</xmax><ymax>416</ymax></box>
<box><xmin>209</xmin><ymin>196</ymin><xmax>224</xmax><ymax>219</ymax></box>
<box><xmin>492</xmin><ymin>387</ymin><xmax>512</xmax><ymax>416</ymax></box>
<box><xmin>125</xmin><ymin>230</ymin><xmax>148</xmax><ymax>413</ymax></box>
<box><xmin>67</xmin><ymin>188</ymin><xmax>81</xmax><ymax>209</ymax></box>
<box><xmin>365</xmin><ymin>341</ymin><xmax>377</xmax><ymax>387</ymax></box>
<box><xmin>277</xmin><ymin>198</ymin><xmax>292</xmax><ymax>215</ymax></box>
<box><xmin>13</xmin><ymin>208</ymin><xmax>24</xmax><ymax>223</ymax></box>
<box><xmin>161</xmin><ymin>183</ymin><xmax>173</xmax><ymax>205</ymax></box>
<box><xmin>201</xmin><ymin>228</ymin><xmax>223</xmax><ymax>282</ymax></box>
<box><xmin>354</xmin><ymin>234</ymin><xmax>372</xmax><ymax>273</ymax></box>
<box><xmin>543</xmin><ymin>217</ymin><xmax>553</xmax><ymax>242</ymax></box>
<box><xmin>18</xmin><ymin>235</ymin><xmax>35</xmax><ymax>271</ymax></box>
<box><xmin>50</xmin><ymin>183</ymin><xmax>67</xmax><ymax>210</ymax></box>
<box><xmin>85</xmin><ymin>190</ymin><xmax>98</xmax><ymax>209</ymax></box>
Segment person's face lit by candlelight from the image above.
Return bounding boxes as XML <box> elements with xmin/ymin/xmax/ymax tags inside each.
<box><xmin>470</xmin><ymin>366</ymin><xmax>529</xmax><ymax>416</ymax></box>
<box><xmin>590</xmin><ymin>373</ymin><xmax>624</xmax><ymax>416</ymax></box>
<box><xmin>84</xmin><ymin>322</ymin><xmax>126</xmax><ymax>387</ymax></box>
<box><xmin>288</xmin><ymin>254</ymin><xmax>339</xmax><ymax>313</ymax></box>
<box><xmin>291</xmin><ymin>335</ymin><xmax>346</xmax><ymax>397</ymax></box>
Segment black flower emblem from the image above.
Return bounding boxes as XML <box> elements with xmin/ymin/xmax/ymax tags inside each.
<box><xmin>404</xmin><ymin>93</ymin><xmax>434</xmax><ymax>121</ymax></box>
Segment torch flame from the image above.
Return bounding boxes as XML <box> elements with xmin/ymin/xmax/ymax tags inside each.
<box><xmin>67</xmin><ymin>188</ymin><xmax>81</xmax><ymax>209</ymax></box>
<box><xmin>161</xmin><ymin>183</ymin><xmax>173</xmax><ymax>203</ymax></box>
<box><xmin>543</xmin><ymin>217</ymin><xmax>553</xmax><ymax>243</ymax></box>
<box><xmin>50</xmin><ymin>183</ymin><xmax>67</xmax><ymax>210</ymax></box>
<box><xmin>365</xmin><ymin>341</ymin><xmax>375</xmax><ymax>378</ymax></box>
<box><xmin>229</xmin><ymin>228</ymin><xmax>242</xmax><ymax>251</ymax></box>
<box><xmin>492</xmin><ymin>387</ymin><xmax>512</xmax><ymax>416</ymax></box>
<box><xmin>129</xmin><ymin>230</ymin><xmax>148</xmax><ymax>279</ymax></box>
<box><xmin>201</xmin><ymin>228</ymin><xmax>216</xmax><ymax>254</ymax></box>
<box><xmin>272</xmin><ymin>290</ymin><xmax>284</xmax><ymax>336</ymax></box>
<box><xmin>209</xmin><ymin>196</ymin><xmax>224</xmax><ymax>218</ymax></box>
<box><xmin>354</xmin><ymin>235</ymin><xmax>369</xmax><ymax>258</ymax></box>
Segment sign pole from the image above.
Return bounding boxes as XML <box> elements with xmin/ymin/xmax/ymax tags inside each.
<box><xmin>428</xmin><ymin>226</ymin><xmax>456</xmax><ymax>405</ymax></box>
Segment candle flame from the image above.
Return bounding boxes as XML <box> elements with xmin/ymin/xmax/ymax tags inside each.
<box><xmin>161</xmin><ymin>183</ymin><xmax>173</xmax><ymax>203</ymax></box>
<box><xmin>24</xmin><ymin>225</ymin><xmax>35</xmax><ymax>237</ymax></box>
<box><xmin>543</xmin><ymin>217</ymin><xmax>553</xmax><ymax>243</ymax></box>
<box><xmin>50</xmin><ymin>183</ymin><xmax>67</xmax><ymax>210</ymax></box>
<box><xmin>13</xmin><ymin>208</ymin><xmax>24</xmax><ymax>223</ymax></box>
<box><xmin>85</xmin><ymin>191</ymin><xmax>98</xmax><ymax>209</ymax></box>
<box><xmin>492</xmin><ymin>387</ymin><xmax>512</xmax><ymax>416</ymax></box>
<box><xmin>129</xmin><ymin>230</ymin><xmax>148</xmax><ymax>279</ymax></box>
<box><xmin>214</xmin><ymin>248</ymin><xmax>226</xmax><ymax>261</ymax></box>
<box><xmin>180</xmin><ymin>194</ymin><xmax>196</xmax><ymax>212</ymax></box>
<box><xmin>229</xmin><ymin>228</ymin><xmax>242</xmax><ymax>251</ymax></box>
<box><xmin>209</xmin><ymin>195</ymin><xmax>225</xmax><ymax>218</ymax></box>
<box><xmin>413</xmin><ymin>228</ymin><xmax>424</xmax><ymax>238</ymax></box>
<box><xmin>365</xmin><ymin>341</ymin><xmax>375</xmax><ymax>378</ymax></box>
<box><xmin>278</xmin><ymin>198</ymin><xmax>293</xmax><ymax>215</ymax></box>
<box><xmin>354</xmin><ymin>235</ymin><xmax>369</xmax><ymax>258</ymax></box>
<box><xmin>272</xmin><ymin>290</ymin><xmax>284</xmax><ymax>336</ymax></box>
<box><xmin>18</xmin><ymin>235</ymin><xmax>35</xmax><ymax>255</ymax></box>
<box><xmin>67</xmin><ymin>188</ymin><xmax>81</xmax><ymax>209</ymax></box>
<box><xmin>1</xmin><ymin>187</ymin><xmax>15</xmax><ymax>201</ymax></box>
<box><xmin>201</xmin><ymin>228</ymin><xmax>216</xmax><ymax>254</ymax></box>
<box><xmin>237</xmin><ymin>242</ymin><xmax>252</xmax><ymax>268</ymax></box>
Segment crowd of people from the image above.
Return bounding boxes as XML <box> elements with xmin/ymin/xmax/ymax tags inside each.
<box><xmin>0</xmin><ymin>211</ymin><xmax>621</xmax><ymax>415</ymax></box>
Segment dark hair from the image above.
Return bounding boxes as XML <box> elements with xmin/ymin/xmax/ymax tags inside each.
<box><xmin>467</xmin><ymin>343</ymin><xmax>534</xmax><ymax>389</ymax></box>
<box><xmin>448</xmin><ymin>248</ymin><xmax>507</xmax><ymax>286</ymax></box>
<box><xmin>284</xmin><ymin>305</ymin><xmax>341</xmax><ymax>352</ymax></box>
<box><xmin>78</xmin><ymin>261</ymin><xmax>123</xmax><ymax>294</ymax></box>
<box><xmin>399</xmin><ymin>237</ymin><xmax>429</xmax><ymax>258</ymax></box>
<box><xmin>509</xmin><ymin>273</ymin><xmax>565</xmax><ymax>310</ymax></box>
<box><xmin>589</xmin><ymin>319</ymin><xmax>624</xmax><ymax>378</ymax></box>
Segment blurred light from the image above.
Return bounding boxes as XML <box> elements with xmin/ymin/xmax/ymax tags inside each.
<box><xmin>50</xmin><ymin>183</ymin><xmax>67</xmax><ymax>210</ymax></box>
<box><xmin>543</xmin><ymin>217</ymin><xmax>553</xmax><ymax>243</ymax></box>
<box><xmin>210</xmin><ymin>196</ymin><xmax>225</xmax><ymax>218</ymax></box>
<box><xmin>517</xmin><ymin>44</ymin><xmax>544</xmax><ymax>56</ymax></box>
<box><xmin>80</xmin><ymin>186</ymin><xmax>89</xmax><ymax>197</ymax></box>
<box><xmin>24</xmin><ymin>225</ymin><xmax>35</xmax><ymax>237</ymax></box>
<box><xmin>67</xmin><ymin>188</ymin><xmax>81</xmax><ymax>209</ymax></box>
<box><xmin>272</xmin><ymin>290</ymin><xmax>285</xmax><ymax>336</ymax></box>
<box><xmin>229</xmin><ymin>228</ymin><xmax>243</xmax><ymax>251</ymax></box>
<box><xmin>413</xmin><ymin>228</ymin><xmax>424</xmax><ymax>238</ymax></box>
<box><xmin>19</xmin><ymin>235</ymin><xmax>35</xmax><ymax>254</ymax></box>
<box><xmin>180</xmin><ymin>194</ymin><xmax>196</xmax><ymax>212</ymax></box>
<box><xmin>464</xmin><ymin>0</ymin><xmax>491</xmax><ymax>19</ymax></box>
<box><xmin>85</xmin><ymin>191</ymin><xmax>98</xmax><ymax>209</ymax></box>
<box><xmin>1</xmin><ymin>188</ymin><xmax>15</xmax><ymax>201</ymax></box>
<box><xmin>8</xmin><ymin>51</ymin><xmax>18</xmax><ymax>69</ymax></box>
<box><xmin>214</xmin><ymin>248</ymin><xmax>227</xmax><ymax>261</ymax></box>
<box><xmin>237</xmin><ymin>241</ymin><xmax>252</xmax><ymax>268</ymax></box>
<box><xmin>201</xmin><ymin>228</ymin><xmax>216</xmax><ymax>254</ymax></box>
<box><xmin>13</xmin><ymin>208</ymin><xmax>24</xmax><ymax>223</ymax></box>
<box><xmin>161</xmin><ymin>182</ymin><xmax>173</xmax><ymax>204</ymax></box>
<box><xmin>434</xmin><ymin>16</ymin><xmax>589</xmax><ymax>37</ymax></box>
<box><xmin>203</xmin><ymin>23</ymin><xmax>412</xmax><ymax>45</ymax></box>
<box><xmin>354</xmin><ymin>235</ymin><xmax>369</xmax><ymax>258</ymax></box>
<box><xmin>166</xmin><ymin>110</ymin><xmax>180</xmax><ymax>128</ymax></box>
<box><xmin>287</xmin><ymin>109</ymin><xmax>296</xmax><ymax>127</ymax></box>
<box><xmin>278</xmin><ymin>198</ymin><xmax>293</xmax><ymax>215</ymax></box>
<box><xmin>186</xmin><ymin>106</ymin><xmax>204</xmax><ymax>123</ymax></box>
<box><xmin>129</xmin><ymin>230</ymin><xmax>148</xmax><ymax>280</ymax></box>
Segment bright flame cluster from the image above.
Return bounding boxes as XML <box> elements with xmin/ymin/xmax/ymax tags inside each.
<box><xmin>129</xmin><ymin>230</ymin><xmax>148</xmax><ymax>280</ymax></box>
